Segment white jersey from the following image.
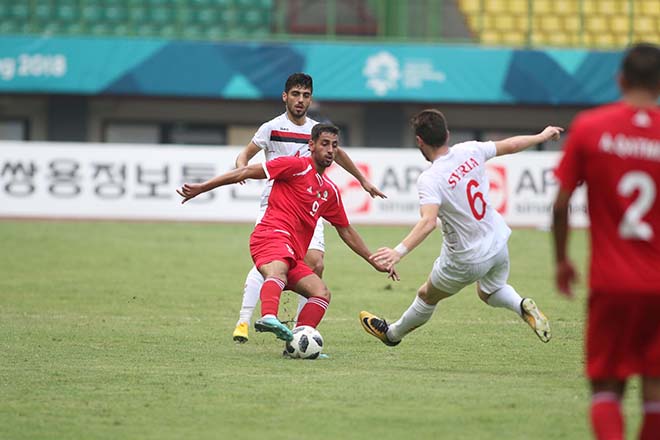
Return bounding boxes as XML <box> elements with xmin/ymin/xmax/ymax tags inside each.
<box><xmin>252</xmin><ymin>112</ymin><xmax>318</xmax><ymax>209</ymax></box>
<box><xmin>417</xmin><ymin>140</ymin><xmax>511</xmax><ymax>264</ymax></box>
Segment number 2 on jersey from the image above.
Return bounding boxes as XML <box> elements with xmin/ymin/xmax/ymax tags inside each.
<box><xmin>618</xmin><ymin>171</ymin><xmax>656</xmax><ymax>241</ymax></box>
<box><xmin>466</xmin><ymin>179</ymin><xmax>486</xmax><ymax>220</ymax></box>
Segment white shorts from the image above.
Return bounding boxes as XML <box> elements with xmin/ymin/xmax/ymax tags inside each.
<box><xmin>308</xmin><ymin>219</ymin><xmax>325</xmax><ymax>252</ymax></box>
<box><xmin>255</xmin><ymin>207</ymin><xmax>325</xmax><ymax>253</ymax></box>
<box><xmin>429</xmin><ymin>245</ymin><xmax>510</xmax><ymax>295</ymax></box>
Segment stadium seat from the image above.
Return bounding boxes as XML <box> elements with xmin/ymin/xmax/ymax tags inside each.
<box><xmin>241</xmin><ymin>9</ymin><xmax>271</xmax><ymax>30</ymax></box>
<box><xmin>105</xmin><ymin>5</ymin><xmax>129</xmax><ymax>24</ymax></box>
<box><xmin>205</xmin><ymin>27</ymin><xmax>228</xmax><ymax>40</ymax></box>
<box><xmin>500</xmin><ymin>30</ymin><xmax>526</xmax><ymax>46</ymax></box>
<box><xmin>480</xmin><ymin>31</ymin><xmax>502</xmax><ymax>45</ymax></box>
<box><xmin>150</xmin><ymin>7</ymin><xmax>175</xmax><ymax>25</ymax></box>
<box><xmin>459</xmin><ymin>0</ymin><xmax>481</xmax><ymax>14</ymax></box>
<box><xmin>562</xmin><ymin>16</ymin><xmax>581</xmax><ymax>32</ymax></box>
<box><xmin>637</xmin><ymin>0</ymin><xmax>659</xmax><ymax>15</ymax></box>
<box><xmin>585</xmin><ymin>16</ymin><xmax>608</xmax><ymax>33</ymax></box>
<box><xmin>539</xmin><ymin>16</ymin><xmax>561</xmax><ymax>32</ymax></box>
<box><xmin>56</xmin><ymin>2</ymin><xmax>79</xmax><ymax>22</ymax></box>
<box><xmin>597</xmin><ymin>0</ymin><xmax>628</xmax><ymax>14</ymax></box>
<box><xmin>493</xmin><ymin>15</ymin><xmax>515</xmax><ymax>32</ymax></box>
<box><xmin>129</xmin><ymin>6</ymin><xmax>148</xmax><ymax>24</ymax></box>
<box><xmin>614</xmin><ymin>33</ymin><xmax>631</xmax><ymax>46</ymax></box>
<box><xmin>81</xmin><ymin>4</ymin><xmax>103</xmax><ymax>23</ymax></box>
<box><xmin>9</xmin><ymin>3</ymin><xmax>29</xmax><ymax>20</ymax></box>
<box><xmin>219</xmin><ymin>9</ymin><xmax>238</xmax><ymax>27</ymax></box>
<box><xmin>633</xmin><ymin>33</ymin><xmax>657</xmax><ymax>43</ymax></box>
<box><xmin>554</xmin><ymin>0</ymin><xmax>578</xmax><ymax>15</ymax></box>
<box><xmin>634</xmin><ymin>16</ymin><xmax>655</xmax><ymax>33</ymax></box>
<box><xmin>34</xmin><ymin>2</ymin><xmax>54</xmax><ymax>22</ymax></box>
<box><xmin>484</xmin><ymin>0</ymin><xmax>506</xmax><ymax>13</ymax></box>
<box><xmin>532</xmin><ymin>0</ymin><xmax>552</xmax><ymax>14</ymax></box>
<box><xmin>506</xmin><ymin>0</ymin><xmax>528</xmax><ymax>15</ymax></box>
<box><xmin>609</xmin><ymin>16</ymin><xmax>629</xmax><ymax>33</ymax></box>
<box><xmin>581</xmin><ymin>0</ymin><xmax>599</xmax><ymax>14</ymax></box>
<box><xmin>180</xmin><ymin>26</ymin><xmax>202</xmax><ymax>40</ymax></box>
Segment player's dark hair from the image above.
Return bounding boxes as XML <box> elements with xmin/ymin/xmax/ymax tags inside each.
<box><xmin>285</xmin><ymin>73</ymin><xmax>313</xmax><ymax>93</ymax></box>
<box><xmin>311</xmin><ymin>123</ymin><xmax>339</xmax><ymax>141</ymax></box>
<box><xmin>410</xmin><ymin>109</ymin><xmax>448</xmax><ymax>148</ymax></box>
<box><xmin>621</xmin><ymin>43</ymin><xmax>660</xmax><ymax>91</ymax></box>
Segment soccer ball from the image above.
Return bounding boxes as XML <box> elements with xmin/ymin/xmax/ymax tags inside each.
<box><xmin>285</xmin><ymin>326</ymin><xmax>324</xmax><ymax>359</ymax></box>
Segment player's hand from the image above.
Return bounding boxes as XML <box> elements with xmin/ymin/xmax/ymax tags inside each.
<box><xmin>540</xmin><ymin>126</ymin><xmax>564</xmax><ymax>142</ymax></box>
<box><xmin>556</xmin><ymin>259</ymin><xmax>578</xmax><ymax>298</ymax></box>
<box><xmin>361</xmin><ymin>181</ymin><xmax>387</xmax><ymax>199</ymax></box>
<box><xmin>387</xmin><ymin>266</ymin><xmax>400</xmax><ymax>281</ymax></box>
<box><xmin>176</xmin><ymin>183</ymin><xmax>204</xmax><ymax>204</ymax></box>
<box><xmin>369</xmin><ymin>247</ymin><xmax>402</xmax><ymax>271</ymax></box>
<box><xmin>369</xmin><ymin>256</ymin><xmax>400</xmax><ymax>281</ymax></box>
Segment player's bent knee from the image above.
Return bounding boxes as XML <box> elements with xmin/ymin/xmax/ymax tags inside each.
<box><xmin>417</xmin><ymin>284</ymin><xmax>436</xmax><ymax>304</ymax></box>
<box><xmin>310</xmin><ymin>261</ymin><xmax>324</xmax><ymax>278</ymax></box>
<box><xmin>477</xmin><ymin>287</ymin><xmax>490</xmax><ymax>304</ymax></box>
<box><xmin>420</xmin><ymin>281</ymin><xmax>454</xmax><ymax>305</ymax></box>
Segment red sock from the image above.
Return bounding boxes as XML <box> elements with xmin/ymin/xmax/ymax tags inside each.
<box><xmin>259</xmin><ymin>277</ymin><xmax>285</xmax><ymax>317</ymax></box>
<box><xmin>590</xmin><ymin>392</ymin><xmax>624</xmax><ymax>440</ymax></box>
<box><xmin>640</xmin><ymin>401</ymin><xmax>660</xmax><ymax>440</ymax></box>
<box><xmin>296</xmin><ymin>296</ymin><xmax>329</xmax><ymax>328</ymax></box>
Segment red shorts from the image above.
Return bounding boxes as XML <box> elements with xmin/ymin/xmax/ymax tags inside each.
<box><xmin>586</xmin><ymin>291</ymin><xmax>660</xmax><ymax>380</ymax></box>
<box><xmin>249</xmin><ymin>228</ymin><xmax>314</xmax><ymax>290</ymax></box>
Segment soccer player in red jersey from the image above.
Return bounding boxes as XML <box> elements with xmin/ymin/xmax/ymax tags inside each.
<box><xmin>178</xmin><ymin>123</ymin><xmax>397</xmax><ymax>343</ymax></box>
<box><xmin>553</xmin><ymin>43</ymin><xmax>660</xmax><ymax>440</ymax></box>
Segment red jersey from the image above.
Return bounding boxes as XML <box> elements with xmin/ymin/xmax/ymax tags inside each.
<box><xmin>555</xmin><ymin>101</ymin><xmax>660</xmax><ymax>295</ymax></box>
<box><xmin>256</xmin><ymin>156</ymin><xmax>349</xmax><ymax>258</ymax></box>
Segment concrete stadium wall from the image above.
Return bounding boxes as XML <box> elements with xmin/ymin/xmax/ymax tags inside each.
<box><xmin>0</xmin><ymin>95</ymin><xmax>583</xmax><ymax>149</ymax></box>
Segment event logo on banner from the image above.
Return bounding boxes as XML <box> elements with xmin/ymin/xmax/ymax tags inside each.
<box><xmin>363</xmin><ymin>51</ymin><xmax>400</xmax><ymax>96</ymax></box>
<box><xmin>325</xmin><ymin>163</ymin><xmax>372</xmax><ymax>214</ymax></box>
<box><xmin>486</xmin><ymin>164</ymin><xmax>508</xmax><ymax>215</ymax></box>
<box><xmin>362</xmin><ymin>51</ymin><xmax>446</xmax><ymax>97</ymax></box>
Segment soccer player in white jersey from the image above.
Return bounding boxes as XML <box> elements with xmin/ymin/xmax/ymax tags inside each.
<box><xmin>360</xmin><ymin>109</ymin><xmax>562</xmax><ymax>346</ymax></box>
<box><xmin>232</xmin><ymin>73</ymin><xmax>385</xmax><ymax>342</ymax></box>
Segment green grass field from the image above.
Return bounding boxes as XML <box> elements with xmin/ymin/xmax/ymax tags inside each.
<box><xmin>0</xmin><ymin>220</ymin><xmax>643</xmax><ymax>439</ymax></box>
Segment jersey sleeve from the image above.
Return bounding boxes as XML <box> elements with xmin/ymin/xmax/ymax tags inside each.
<box><xmin>479</xmin><ymin>141</ymin><xmax>497</xmax><ymax>161</ymax></box>
<box><xmin>417</xmin><ymin>172</ymin><xmax>442</xmax><ymax>206</ymax></box>
<box><xmin>554</xmin><ymin>115</ymin><xmax>586</xmax><ymax>192</ymax></box>
<box><xmin>453</xmin><ymin>140</ymin><xmax>496</xmax><ymax>163</ymax></box>
<box><xmin>263</xmin><ymin>157</ymin><xmax>307</xmax><ymax>181</ymax></box>
<box><xmin>321</xmin><ymin>185</ymin><xmax>350</xmax><ymax>227</ymax></box>
<box><xmin>251</xmin><ymin>121</ymin><xmax>271</xmax><ymax>150</ymax></box>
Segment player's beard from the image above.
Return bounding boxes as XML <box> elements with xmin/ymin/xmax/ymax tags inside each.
<box><xmin>321</xmin><ymin>154</ymin><xmax>334</xmax><ymax>168</ymax></box>
<box><xmin>287</xmin><ymin>102</ymin><xmax>308</xmax><ymax>119</ymax></box>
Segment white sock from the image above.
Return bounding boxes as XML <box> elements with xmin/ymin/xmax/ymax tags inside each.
<box><xmin>293</xmin><ymin>295</ymin><xmax>308</xmax><ymax>327</ymax></box>
<box><xmin>387</xmin><ymin>296</ymin><xmax>436</xmax><ymax>342</ymax></box>
<box><xmin>236</xmin><ymin>266</ymin><xmax>265</xmax><ymax>325</ymax></box>
<box><xmin>486</xmin><ymin>284</ymin><xmax>523</xmax><ymax>317</ymax></box>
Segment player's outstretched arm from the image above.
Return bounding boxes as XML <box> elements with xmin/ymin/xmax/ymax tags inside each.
<box><xmin>552</xmin><ymin>188</ymin><xmax>579</xmax><ymax>297</ymax></box>
<box><xmin>335</xmin><ymin>224</ymin><xmax>399</xmax><ymax>281</ymax></box>
<box><xmin>177</xmin><ymin>163</ymin><xmax>267</xmax><ymax>204</ymax></box>
<box><xmin>494</xmin><ymin>126</ymin><xmax>564</xmax><ymax>156</ymax></box>
<box><xmin>235</xmin><ymin>141</ymin><xmax>262</xmax><ymax>168</ymax></box>
<box><xmin>234</xmin><ymin>142</ymin><xmax>263</xmax><ymax>185</ymax></box>
<box><xmin>334</xmin><ymin>147</ymin><xmax>387</xmax><ymax>199</ymax></box>
<box><xmin>370</xmin><ymin>204</ymin><xmax>439</xmax><ymax>269</ymax></box>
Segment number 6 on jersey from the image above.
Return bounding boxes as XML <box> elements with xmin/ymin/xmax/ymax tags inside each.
<box><xmin>467</xmin><ymin>179</ymin><xmax>486</xmax><ymax>220</ymax></box>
